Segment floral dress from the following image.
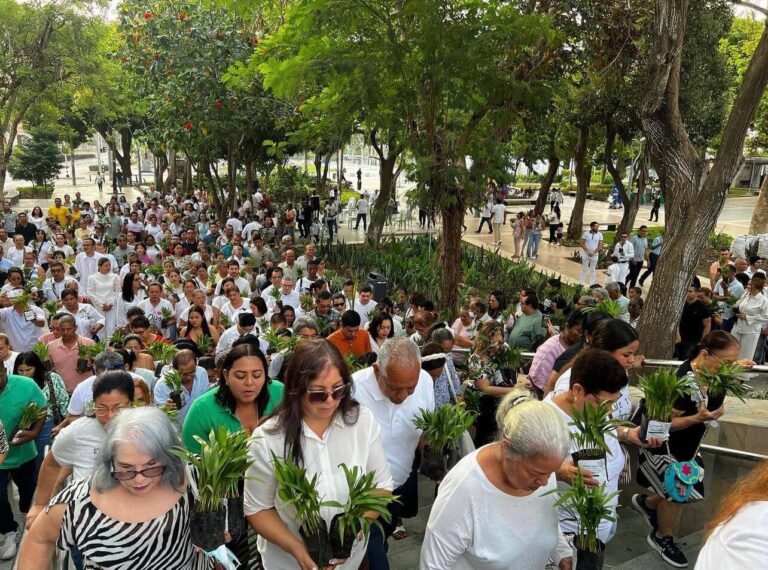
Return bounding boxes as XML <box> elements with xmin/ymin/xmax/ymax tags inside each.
<box><xmin>466</xmin><ymin>346</ymin><xmax>516</xmax><ymax>447</ymax></box>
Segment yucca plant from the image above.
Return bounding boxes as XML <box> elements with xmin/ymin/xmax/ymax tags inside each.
<box><xmin>639</xmin><ymin>368</ymin><xmax>692</xmax><ymax>440</ymax></box>
<box><xmin>196</xmin><ymin>334</ymin><xmax>213</xmax><ymax>356</ymax></box>
<box><xmin>461</xmin><ymin>387</ymin><xmax>483</xmax><ymax>415</ymax></box>
<box><xmin>554</xmin><ymin>471</ymin><xmax>618</xmax><ymax>566</ymax></box>
<box><xmin>31</xmin><ymin>341</ymin><xmax>50</xmax><ymax>366</ymax></box>
<box><xmin>583</xmin><ymin>299</ymin><xmax>622</xmax><ymax>319</ymax></box>
<box><xmin>160</xmin><ymin>307</ymin><xmax>174</xmax><ymax>328</ymax></box>
<box><xmin>219</xmin><ymin>312</ymin><xmax>232</xmax><ymax>329</ymax></box>
<box><xmin>108</xmin><ymin>329</ymin><xmax>126</xmax><ymax>348</ymax></box>
<box><xmin>76</xmin><ymin>342</ymin><xmax>91</xmax><ymax>373</ymax></box>
<box><xmin>10</xmin><ymin>291</ymin><xmax>32</xmax><ymax>310</ymax></box>
<box><xmin>272</xmin><ymin>452</ymin><xmax>334</xmax><ymax>565</ymax></box>
<box><xmin>43</xmin><ymin>300</ymin><xmax>59</xmax><ymax>318</ymax></box>
<box><xmin>696</xmin><ymin>360</ymin><xmax>751</xmax><ymax>409</ymax></box>
<box><xmin>145</xmin><ymin>263</ymin><xmax>165</xmax><ymax>279</ymax></box>
<box><xmin>172</xmin><ymin>427</ymin><xmax>254</xmax><ymax>551</ymax></box>
<box><xmin>569</xmin><ymin>399</ymin><xmax>630</xmax><ymax>485</ymax></box>
<box><xmin>16</xmin><ymin>402</ymin><xmax>48</xmax><ymax>432</ymax></box>
<box><xmin>146</xmin><ymin>341</ymin><xmax>167</xmax><ymax>362</ymax></box>
<box><xmin>160</xmin><ymin>343</ymin><xmax>178</xmax><ymax>364</ymax></box>
<box><xmin>324</xmin><ymin>464</ymin><xmax>396</xmax><ymax>559</ymax></box>
<box><xmin>162</xmin><ymin>369</ymin><xmax>184</xmax><ymax>410</ymax></box>
<box><xmin>412</xmin><ymin>404</ymin><xmax>477</xmax><ymax>480</ymax></box>
<box><xmin>300</xmin><ymin>294</ymin><xmax>314</xmax><ymax>312</ymax></box>
<box><xmin>269</xmin><ymin>285</ymin><xmax>282</xmax><ymax>304</ymax></box>
<box><xmin>88</xmin><ymin>340</ymin><xmax>107</xmax><ymax>357</ymax></box>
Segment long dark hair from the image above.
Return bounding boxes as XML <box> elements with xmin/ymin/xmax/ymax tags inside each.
<box><xmin>215</xmin><ymin>342</ymin><xmax>271</xmax><ymax>416</ymax></box>
<box><xmin>121</xmin><ymin>272</ymin><xmax>140</xmax><ymax>302</ymax></box>
<box><xmin>487</xmin><ymin>290</ymin><xmax>507</xmax><ymax>319</ymax></box>
<box><xmin>267</xmin><ymin>339</ymin><xmax>359</xmax><ymax>465</ymax></box>
<box><xmin>369</xmin><ymin>312</ymin><xmax>395</xmax><ymax>341</ymax></box>
<box><xmin>183</xmin><ymin>305</ymin><xmax>213</xmax><ymax>339</ymax></box>
<box><xmin>13</xmin><ymin>351</ymin><xmax>47</xmax><ymax>389</ymax></box>
<box><xmin>590</xmin><ymin>319</ymin><xmax>638</xmax><ymax>352</ymax></box>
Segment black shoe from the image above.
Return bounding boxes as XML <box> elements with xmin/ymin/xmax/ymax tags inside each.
<box><xmin>647</xmin><ymin>533</ymin><xmax>688</xmax><ymax>568</ymax></box>
<box><xmin>632</xmin><ymin>494</ymin><xmax>659</xmax><ymax>530</ymax></box>
<box><xmin>474</xmin><ymin>230</ymin><xmax>480</xmax><ymax>233</ymax></box>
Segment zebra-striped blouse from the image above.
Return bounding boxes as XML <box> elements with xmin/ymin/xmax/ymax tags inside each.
<box><xmin>48</xmin><ymin>477</ymin><xmax>213</xmax><ymax>569</ymax></box>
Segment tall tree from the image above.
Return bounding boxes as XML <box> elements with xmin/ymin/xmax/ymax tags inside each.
<box><xmin>7</xmin><ymin>126</ymin><xmax>64</xmax><ymax>190</ymax></box>
<box><xmin>638</xmin><ymin>0</ymin><xmax>768</xmax><ymax>357</ymax></box>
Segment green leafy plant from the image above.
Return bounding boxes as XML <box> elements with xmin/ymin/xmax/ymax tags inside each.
<box><xmin>196</xmin><ymin>334</ymin><xmax>213</xmax><ymax>355</ymax></box>
<box><xmin>639</xmin><ymin>368</ymin><xmax>692</xmax><ymax>422</ymax></box>
<box><xmin>269</xmin><ymin>286</ymin><xmax>282</xmax><ymax>303</ymax></box>
<box><xmin>109</xmin><ymin>329</ymin><xmax>126</xmax><ymax>348</ymax></box>
<box><xmin>172</xmin><ymin>427</ymin><xmax>254</xmax><ymax>512</ymax></box>
<box><xmin>461</xmin><ymin>388</ymin><xmax>482</xmax><ymax>415</ymax></box>
<box><xmin>343</xmin><ymin>353</ymin><xmax>366</xmax><ymax>373</ymax></box>
<box><xmin>77</xmin><ymin>343</ymin><xmax>91</xmax><ymax>359</ymax></box>
<box><xmin>219</xmin><ymin>313</ymin><xmax>232</xmax><ymax>328</ymax></box>
<box><xmin>553</xmin><ymin>471</ymin><xmax>619</xmax><ymax>554</ymax></box>
<box><xmin>696</xmin><ymin>361</ymin><xmax>751</xmax><ymax>402</ymax></box>
<box><xmin>299</xmin><ymin>294</ymin><xmax>314</xmax><ymax>312</ymax></box>
<box><xmin>145</xmin><ymin>263</ymin><xmax>165</xmax><ymax>278</ymax></box>
<box><xmin>583</xmin><ymin>299</ymin><xmax>622</xmax><ymax>318</ymax></box>
<box><xmin>412</xmin><ymin>404</ymin><xmax>477</xmax><ymax>452</ymax></box>
<box><xmin>31</xmin><ymin>341</ymin><xmax>50</xmax><ymax>364</ymax></box>
<box><xmin>43</xmin><ymin>299</ymin><xmax>59</xmax><ymax>317</ymax></box>
<box><xmin>160</xmin><ymin>307</ymin><xmax>174</xmax><ymax>327</ymax></box>
<box><xmin>569</xmin><ymin>399</ymin><xmax>630</xmax><ymax>456</ymax></box>
<box><xmin>10</xmin><ymin>291</ymin><xmax>32</xmax><ymax>310</ymax></box>
<box><xmin>272</xmin><ymin>452</ymin><xmax>329</xmax><ymax>537</ymax></box>
<box><xmin>17</xmin><ymin>402</ymin><xmax>48</xmax><ymax>431</ymax></box>
<box><xmin>88</xmin><ymin>340</ymin><xmax>107</xmax><ymax>357</ymax></box>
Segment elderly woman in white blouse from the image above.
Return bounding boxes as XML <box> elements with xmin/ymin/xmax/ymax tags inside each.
<box><xmin>732</xmin><ymin>274</ymin><xmax>768</xmax><ymax>360</ymax></box>
<box><xmin>245</xmin><ymin>340</ymin><xmax>392</xmax><ymax>570</ymax></box>
<box><xmin>421</xmin><ymin>389</ymin><xmax>573</xmax><ymax>570</ymax></box>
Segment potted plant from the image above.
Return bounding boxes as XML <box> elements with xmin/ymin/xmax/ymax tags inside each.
<box><xmin>554</xmin><ymin>471</ymin><xmax>618</xmax><ymax>570</ymax></box>
<box><xmin>219</xmin><ymin>313</ymin><xmax>232</xmax><ymax>329</ymax></box>
<box><xmin>43</xmin><ymin>300</ymin><xmax>59</xmax><ymax>322</ymax></box>
<box><xmin>161</xmin><ymin>343</ymin><xmax>178</xmax><ymax>364</ymax></box>
<box><xmin>196</xmin><ymin>334</ymin><xmax>213</xmax><ymax>356</ymax></box>
<box><xmin>145</xmin><ymin>263</ymin><xmax>165</xmax><ymax>280</ymax></box>
<box><xmin>31</xmin><ymin>341</ymin><xmax>52</xmax><ymax>371</ymax></box>
<box><xmin>160</xmin><ymin>307</ymin><xmax>174</xmax><ymax>328</ymax></box>
<box><xmin>568</xmin><ymin>399</ymin><xmax>629</xmax><ymax>485</ymax></box>
<box><xmin>269</xmin><ymin>286</ymin><xmax>282</xmax><ymax>307</ymax></box>
<box><xmin>76</xmin><ymin>343</ymin><xmax>91</xmax><ymax>373</ymax></box>
<box><xmin>163</xmin><ymin>369</ymin><xmax>184</xmax><ymax>410</ymax></box>
<box><xmin>12</xmin><ymin>402</ymin><xmax>48</xmax><ymax>441</ymax></box>
<box><xmin>172</xmin><ymin>427</ymin><xmax>254</xmax><ymax>552</ymax></box>
<box><xmin>343</xmin><ymin>353</ymin><xmax>366</xmax><ymax>374</ymax></box>
<box><xmin>300</xmin><ymin>294</ymin><xmax>314</xmax><ymax>312</ymax></box>
<box><xmin>638</xmin><ymin>369</ymin><xmax>692</xmax><ymax>441</ymax></box>
<box><xmin>412</xmin><ymin>404</ymin><xmax>477</xmax><ymax>480</ymax></box>
<box><xmin>583</xmin><ymin>299</ymin><xmax>622</xmax><ymax>319</ymax></box>
<box><xmin>272</xmin><ymin>453</ymin><xmax>333</xmax><ymax>565</ymax></box>
<box><xmin>696</xmin><ymin>360</ymin><xmax>750</xmax><ymax>411</ymax></box>
<box><xmin>325</xmin><ymin>464</ymin><xmax>395</xmax><ymax>559</ymax></box>
<box><xmin>108</xmin><ymin>329</ymin><xmax>126</xmax><ymax>348</ymax></box>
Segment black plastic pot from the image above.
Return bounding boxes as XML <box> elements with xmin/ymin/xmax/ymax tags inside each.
<box><xmin>329</xmin><ymin>514</ymin><xmax>356</xmax><ymax>560</ymax></box>
<box><xmin>190</xmin><ymin>506</ymin><xmax>226</xmax><ymax>552</ymax></box>
<box><xmin>227</xmin><ymin>497</ymin><xmax>246</xmax><ymax>543</ymax></box>
<box><xmin>75</xmin><ymin>358</ymin><xmax>89</xmax><ymax>374</ymax></box>
<box><xmin>575</xmin><ymin>540</ymin><xmax>606</xmax><ymax>570</ymax></box>
<box><xmin>707</xmin><ymin>392</ymin><xmax>725</xmax><ymax>412</ymax></box>
<box><xmin>161</xmin><ymin>318</ymin><xmax>169</xmax><ymax>328</ymax></box>
<box><xmin>419</xmin><ymin>446</ymin><xmax>448</xmax><ymax>481</ymax></box>
<box><xmin>170</xmin><ymin>391</ymin><xmax>183</xmax><ymax>410</ymax></box>
<box><xmin>41</xmin><ymin>360</ymin><xmax>52</xmax><ymax>372</ymax></box>
<box><xmin>299</xmin><ymin>524</ymin><xmax>332</xmax><ymax>567</ymax></box>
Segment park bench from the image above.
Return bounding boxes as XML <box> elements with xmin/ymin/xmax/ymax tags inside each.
<box><xmin>582</xmin><ymin>222</ymin><xmax>618</xmax><ymax>232</ymax></box>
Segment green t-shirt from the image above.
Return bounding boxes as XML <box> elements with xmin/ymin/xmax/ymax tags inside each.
<box><xmin>181</xmin><ymin>380</ymin><xmax>285</xmax><ymax>455</ymax></box>
<box><xmin>0</xmin><ymin>375</ymin><xmax>47</xmax><ymax>469</ymax></box>
<box><xmin>507</xmin><ymin>311</ymin><xmax>547</xmax><ymax>351</ymax></box>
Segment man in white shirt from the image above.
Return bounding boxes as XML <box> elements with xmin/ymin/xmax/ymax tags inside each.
<box><xmin>213</xmin><ymin>260</ymin><xmax>251</xmax><ymax>297</ymax></box>
<box><xmin>4</xmin><ymin>235</ymin><xmax>29</xmax><ymax>267</ymax></box>
<box><xmin>278</xmin><ymin>248</ymin><xmax>299</xmax><ymax>282</ymax></box>
<box><xmin>579</xmin><ymin>221</ymin><xmax>603</xmax><ymax>286</ymax></box>
<box><xmin>241</xmin><ymin>218</ymin><xmax>263</xmax><ymax>241</ymax></box>
<box><xmin>294</xmin><ymin>259</ymin><xmax>320</xmax><ymax>295</ymax></box>
<box><xmin>490</xmin><ymin>197</ymin><xmax>507</xmax><ymax>246</ymax></box>
<box><xmin>74</xmin><ymin>238</ymin><xmax>99</xmax><ymax>291</ymax></box>
<box><xmin>354</xmin><ymin>285</ymin><xmax>378</xmax><ymax>326</ymax></box>
<box><xmin>43</xmin><ymin>262</ymin><xmax>77</xmax><ymax>302</ymax></box>
<box><xmin>612</xmin><ymin>231</ymin><xmax>634</xmax><ymax>284</ymax></box>
<box><xmin>355</xmin><ymin>197</ymin><xmax>370</xmax><ymax>231</ymax></box>
<box><xmin>352</xmin><ymin>338</ymin><xmax>435</xmax><ymax>567</ymax></box>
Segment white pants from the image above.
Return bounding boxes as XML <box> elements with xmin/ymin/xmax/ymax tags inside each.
<box><xmin>734</xmin><ymin>330</ymin><xmax>761</xmax><ymax>361</ymax></box>
<box><xmin>617</xmin><ymin>262</ymin><xmax>629</xmax><ymax>284</ymax></box>
<box><xmin>580</xmin><ymin>252</ymin><xmax>598</xmax><ymax>285</ymax></box>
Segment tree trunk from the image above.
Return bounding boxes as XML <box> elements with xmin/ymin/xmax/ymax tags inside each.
<box><xmin>0</xmin><ymin>166</ymin><xmax>6</xmax><ymax>200</ymax></box>
<box><xmin>566</xmin><ymin>124</ymin><xmax>590</xmax><ymax>240</ymax></box>
<box><xmin>749</xmin><ymin>172</ymin><xmax>768</xmax><ymax>234</ymax></box>
<box><xmin>535</xmin><ymin>156</ymin><xmax>560</xmax><ymax>215</ymax></box>
<box><xmin>439</xmin><ymin>196</ymin><xmax>465</xmax><ymax>310</ymax></box>
<box><xmin>637</xmin><ymin>0</ymin><xmax>768</xmax><ymax>358</ymax></box>
<box><xmin>367</xmin><ymin>155</ymin><xmax>397</xmax><ymax>246</ymax></box>
<box><xmin>604</xmin><ymin>126</ymin><xmax>641</xmax><ymax>240</ymax></box>
<box><xmin>119</xmin><ymin>130</ymin><xmax>133</xmax><ymax>184</ymax></box>
<box><xmin>165</xmin><ymin>149</ymin><xmax>176</xmax><ymax>191</ymax></box>
<box><xmin>322</xmin><ymin>153</ymin><xmax>332</xmax><ymax>189</ymax></box>
<box><xmin>314</xmin><ymin>152</ymin><xmax>323</xmax><ymax>193</ymax></box>
<box><xmin>245</xmin><ymin>160</ymin><xmax>255</xmax><ymax>195</ymax></box>
<box><xmin>183</xmin><ymin>160</ymin><xmax>192</xmax><ymax>195</ymax></box>
<box><xmin>70</xmin><ymin>145</ymin><xmax>76</xmax><ymax>185</ymax></box>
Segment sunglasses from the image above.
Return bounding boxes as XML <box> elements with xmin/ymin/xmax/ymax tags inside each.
<box><xmin>307</xmin><ymin>384</ymin><xmax>349</xmax><ymax>404</ymax></box>
<box><xmin>333</xmin><ymin>302</ymin><xmax>345</xmax><ymax>308</ymax></box>
<box><xmin>111</xmin><ymin>465</ymin><xmax>166</xmax><ymax>481</ymax></box>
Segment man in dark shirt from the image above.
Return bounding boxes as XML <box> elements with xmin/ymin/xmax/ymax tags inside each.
<box><xmin>675</xmin><ymin>286</ymin><xmax>711</xmax><ymax>359</ymax></box>
<box><xmin>14</xmin><ymin>212</ymin><xmax>37</xmax><ymax>245</ymax></box>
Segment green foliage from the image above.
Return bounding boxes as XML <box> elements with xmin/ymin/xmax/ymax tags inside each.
<box><xmin>172</xmin><ymin>428</ymin><xmax>254</xmax><ymax>513</ymax></box>
<box><xmin>196</xmin><ymin>334</ymin><xmax>213</xmax><ymax>356</ymax></box>
<box><xmin>148</xmin><ymin>341</ymin><xmax>178</xmax><ymax>363</ymax></box>
<box><xmin>31</xmin><ymin>341</ymin><xmax>50</xmax><ymax>364</ymax></box>
<box><xmin>162</xmin><ymin>369</ymin><xmax>184</xmax><ymax>395</ymax></box>
<box><xmin>583</xmin><ymin>299</ymin><xmax>623</xmax><ymax>319</ymax></box>
<box><xmin>16</xmin><ymin>186</ymin><xmax>55</xmax><ymax>199</ymax></box>
<box><xmin>461</xmin><ymin>388</ymin><xmax>483</xmax><ymax>416</ymax></box>
<box><xmin>342</xmin><ymin>353</ymin><xmax>367</xmax><ymax>374</ymax></box>
<box><xmin>639</xmin><ymin>369</ymin><xmax>693</xmax><ymax>422</ymax></box>
<box><xmin>108</xmin><ymin>329</ymin><xmax>126</xmax><ymax>348</ymax></box>
<box><xmin>7</xmin><ymin>126</ymin><xmax>64</xmax><ymax>189</ymax></box>
<box><xmin>554</xmin><ymin>471</ymin><xmax>619</xmax><ymax>554</ymax></box>
<box><xmin>708</xmin><ymin>230</ymin><xmax>734</xmax><ymax>251</ymax></box>
<box><xmin>272</xmin><ymin>452</ymin><xmax>328</xmax><ymax>536</ymax></box>
<box><xmin>17</xmin><ymin>402</ymin><xmax>48</xmax><ymax>431</ymax></box>
<box><xmin>412</xmin><ymin>404</ymin><xmax>477</xmax><ymax>452</ymax></box>
<box><xmin>265</xmin><ymin>166</ymin><xmax>312</xmax><ymax>206</ymax></box>
<box><xmin>568</xmin><ymin>400</ymin><xmax>629</xmax><ymax>455</ymax></box>
<box><xmin>696</xmin><ymin>361</ymin><xmax>751</xmax><ymax>402</ymax></box>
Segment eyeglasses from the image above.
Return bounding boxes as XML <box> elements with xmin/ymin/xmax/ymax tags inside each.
<box><xmin>306</xmin><ymin>384</ymin><xmax>349</xmax><ymax>404</ymax></box>
<box><xmin>111</xmin><ymin>465</ymin><xmax>166</xmax><ymax>481</ymax></box>
<box><xmin>333</xmin><ymin>302</ymin><xmax>345</xmax><ymax>308</ymax></box>
<box><xmin>93</xmin><ymin>404</ymin><xmax>130</xmax><ymax>416</ymax></box>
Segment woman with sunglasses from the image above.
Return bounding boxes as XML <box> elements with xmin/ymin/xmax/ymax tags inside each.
<box><xmin>20</xmin><ymin>406</ymin><xmax>215</xmax><ymax>569</ymax></box>
<box><xmin>245</xmin><ymin>339</ymin><xmax>393</xmax><ymax>570</ymax></box>
<box><xmin>631</xmin><ymin>331</ymin><xmax>753</xmax><ymax>568</ymax></box>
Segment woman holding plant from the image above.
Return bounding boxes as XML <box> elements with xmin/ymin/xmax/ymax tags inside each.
<box><xmin>19</xmin><ymin>406</ymin><xmax>215</xmax><ymax>570</ymax></box>
<box><xmin>180</xmin><ymin>305</ymin><xmax>220</xmax><ymax>355</ymax></box>
<box><xmin>245</xmin><ymin>339</ymin><xmax>393</xmax><ymax>570</ymax></box>
<box><xmin>87</xmin><ymin>257</ymin><xmax>121</xmax><ymax>340</ymax></box>
<box><xmin>632</xmin><ymin>331</ymin><xmax>753</xmax><ymax>568</ymax></box>
<box><xmin>421</xmin><ymin>389</ymin><xmax>573</xmax><ymax>569</ymax></box>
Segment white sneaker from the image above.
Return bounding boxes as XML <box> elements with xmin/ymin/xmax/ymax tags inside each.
<box><xmin>0</xmin><ymin>531</ymin><xmax>18</xmax><ymax>560</ymax></box>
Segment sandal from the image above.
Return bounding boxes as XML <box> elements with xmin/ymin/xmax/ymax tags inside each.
<box><xmin>392</xmin><ymin>526</ymin><xmax>408</xmax><ymax>540</ymax></box>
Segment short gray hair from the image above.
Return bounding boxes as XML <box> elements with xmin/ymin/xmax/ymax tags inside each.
<box><xmin>604</xmin><ymin>282</ymin><xmax>620</xmax><ymax>293</ymax></box>
<box><xmin>92</xmin><ymin>407</ymin><xmax>185</xmax><ymax>493</ymax></box>
<box><xmin>377</xmin><ymin>337</ymin><xmax>421</xmax><ymax>374</ymax></box>
<box><xmin>94</xmin><ymin>351</ymin><xmax>125</xmax><ymax>375</ymax></box>
<box><xmin>495</xmin><ymin>388</ymin><xmax>570</xmax><ymax>461</ymax></box>
<box><xmin>293</xmin><ymin>317</ymin><xmax>317</xmax><ymax>332</ymax></box>
<box><xmin>429</xmin><ymin>327</ymin><xmax>454</xmax><ymax>344</ymax></box>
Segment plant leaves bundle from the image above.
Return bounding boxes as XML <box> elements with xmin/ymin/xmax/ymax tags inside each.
<box><xmin>172</xmin><ymin>427</ymin><xmax>254</xmax><ymax>513</ymax></box>
<box><xmin>554</xmin><ymin>471</ymin><xmax>619</xmax><ymax>554</ymax></box>
<box><xmin>77</xmin><ymin>342</ymin><xmax>91</xmax><ymax>359</ymax></box>
<box><xmin>639</xmin><ymin>368</ymin><xmax>692</xmax><ymax>422</ymax></box>
<box><xmin>300</xmin><ymin>294</ymin><xmax>314</xmax><ymax>312</ymax></box>
<box><xmin>412</xmin><ymin>404</ymin><xmax>476</xmax><ymax>452</ymax></box>
<box><xmin>161</xmin><ymin>307</ymin><xmax>173</xmax><ymax>318</ymax></box>
<box><xmin>163</xmin><ymin>369</ymin><xmax>184</xmax><ymax>395</ymax></box>
<box><xmin>219</xmin><ymin>313</ymin><xmax>232</xmax><ymax>328</ymax></box>
<box><xmin>43</xmin><ymin>300</ymin><xmax>59</xmax><ymax>316</ymax></box>
<box><xmin>146</xmin><ymin>263</ymin><xmax>165</xmax><ymax>278</ymax></box>
<box><xmin>31</xmin><ymin>341</ymin><xmax>50</xmax><ymax>363</ymax></box>
<box><xmin>89</xmin><ymin>340</ymin><xmax>107</xmax><ymax>357</ymax></box>
<box><xmin>696</xmin><ymin>361</ymin><xmax>751</xmax><ymax>402</ymax></box>
<box><xmin>461</xmin><ymin>388</ymin><xmax>482</xmax><ymax>415</ymax></box>
<box><xmin>569</xmin><ymin>400</ymin><xmax>630</xmax><ymax>455</ymax></box>
<box><xmin>272</xmin><ymin>452</ymin><xmax>327</xmax><ymax>536</ymax></box>
<box><xmin>17</xmin><ymin>402</ymin><xmax>48</xmax><ymax>430</ymax></box>
<box><xmin>343</xmin><ymin>353</ymin><xmax>366</xmax><ymax>374</ymax></box>
<box><xmin>108</xmin><ymin>328</ymin><xmax>126</xmax><ymax>348</ymax></box>
<box><xmin>196</xmin><ymin>334</ymin><xmax>213</xmax><ymax>355</ymax></box>
<box><xmin>583</xmin><ymin>299</ymin><xmax>622</xmax><ymax>318</ymax></box>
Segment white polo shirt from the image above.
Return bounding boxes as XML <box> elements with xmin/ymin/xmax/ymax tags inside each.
<box><xmin>352</xmin><ymin>366</ymin><xmax>435</xmax><ymax>488</ymax></box>
<box><xmin>581</xmin><ymin>230</ymin><xmax>603</xmax><ymax>253</ymax></box>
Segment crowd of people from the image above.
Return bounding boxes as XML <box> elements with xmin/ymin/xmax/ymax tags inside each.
<box><xmin>0</xmin><ymin>185</ymin><xmax>764</xmax><ymax>570</ymax></box>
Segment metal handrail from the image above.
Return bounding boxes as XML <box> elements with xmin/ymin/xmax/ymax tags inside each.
<box><xmin>700</xmin><ymin>444</ymin><xmax>767</xmax><ymax>462</ymax></box>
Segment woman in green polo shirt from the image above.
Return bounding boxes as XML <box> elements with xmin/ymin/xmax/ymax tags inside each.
<box><xmin>182</xmin><ymin>340</ymin><xmax>283</xmax><ymax>569</ymax></box>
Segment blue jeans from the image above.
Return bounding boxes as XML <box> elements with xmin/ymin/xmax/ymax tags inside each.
<box><xmin>526</xmin><ymin>233</ymin><xmax>542</xmax><ymax>257</ymax></box>
<box><xmin>326</xmin><ymin>219</ymin><xmax>337</xmax><ymax>242</ymax></box>
<box><xmin>34</xmin><ymin>417</ymin><xmax>54</xmax><ymax>476</ymax></box>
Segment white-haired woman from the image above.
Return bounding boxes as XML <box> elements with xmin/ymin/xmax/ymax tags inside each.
<box><xmin>420</xmin><ymin>389</ymin><xmax>573</xmax><ymax>570</ymax></box>
<box><xmin>18</xmin><ymin>402</ymin><xmax>214</xmax><ymax>569</ymax></box>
